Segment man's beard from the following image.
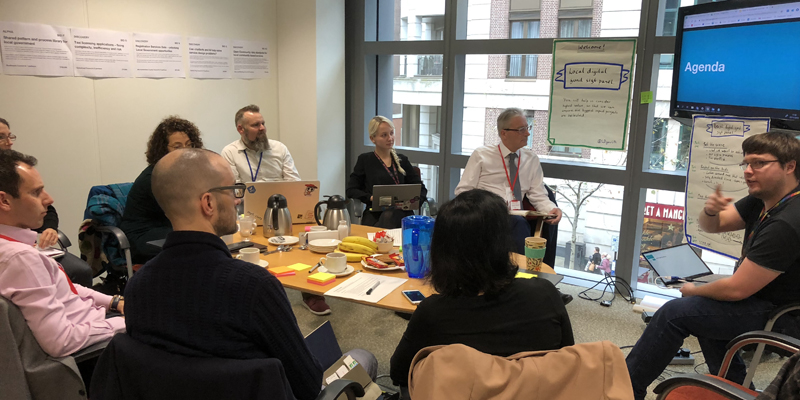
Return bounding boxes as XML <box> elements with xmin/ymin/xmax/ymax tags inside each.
<box><xmin>243</xmin><ymin>133</ymin><xmax>270</xmax><ymax>152</ymax></box>
<box><xmin>214</xmin><ymin>205</ymin><xmax>239</xmax><ymax>237</ymax></box>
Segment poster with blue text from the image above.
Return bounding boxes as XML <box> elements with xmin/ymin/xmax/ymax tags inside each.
<box><xmin>547</xmin><ymin>39</ymin><xmax>636</xmax><ymax>150</ymax></box>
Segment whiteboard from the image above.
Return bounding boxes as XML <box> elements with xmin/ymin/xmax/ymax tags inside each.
<box><xmin>684</xmin><ymin>115</ymin><xmax>770</xmax><ymax>259</ymax></box>
<box><xmin>547</xmin><ymin>39</ymin><xmax>636</xmax><ymax>150</ymax></box>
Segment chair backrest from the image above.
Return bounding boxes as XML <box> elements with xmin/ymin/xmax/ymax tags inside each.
<box><xmin>91</xmin><ymin>333</ymin><xmax>297</xmax><ymax>400</ymax></box>
<box><xmin>0</xmin><ymin>297</ymin><xmax>87</xmax><ymax>400</ymax></box>
<box><xmin>408</xmin><ymin>341</ymin><xmax>633</xmax><ymax>400</ymax></box>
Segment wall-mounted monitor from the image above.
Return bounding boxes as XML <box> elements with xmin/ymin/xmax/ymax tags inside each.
<box><xmin>670</xmin><ymin>0</ymin><xmax>800</xmax><ymax>130</ymax></box>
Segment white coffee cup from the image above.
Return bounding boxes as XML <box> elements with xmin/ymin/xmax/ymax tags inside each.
<box><xmin>320</xmin><ymin>252</ymin><xmax>347</xmax><ymax>273</ymax></box>
<box><xmin>236</xmin><ymin>247</ymin><xmax>261</xmax><ymax>264</ymax></box>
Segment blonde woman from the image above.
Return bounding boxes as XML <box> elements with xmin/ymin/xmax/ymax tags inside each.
<box><xmin>346</xmin><ymin>116</ymin><xmax>427</xmax><ymax>228</ymax></box>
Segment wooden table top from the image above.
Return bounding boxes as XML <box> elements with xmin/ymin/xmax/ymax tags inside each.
<box><xmin>237</xmin><ymin>224</ymin><xmax>554</xmax><ymax>314</ymax></box>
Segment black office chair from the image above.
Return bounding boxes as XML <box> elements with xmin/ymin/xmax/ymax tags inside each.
<box><xmin>90</xmin><ymin>333</ymin><xmax>364</xmax><ymax>400</ymax></box>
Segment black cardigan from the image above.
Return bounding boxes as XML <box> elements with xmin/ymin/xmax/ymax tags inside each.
<box><xmin>346</xmin><ymin>151</ymin><xmax>428</xmax><ymax>206</ymax></box>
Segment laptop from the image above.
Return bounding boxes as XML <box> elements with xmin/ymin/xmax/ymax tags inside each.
<box><xmin>370</xmin><ymin>184</ymin><xmax>423</xmax><ymax>211</ymax></box>
<box><xmin>243</xmin><ymin>180</ymin><xmax>320</xmax><ymax>225</ymax></box>
<box><xmin>641</xmin><ymin>243</ymin><xmax>726</xmax><ymax>286</ymax></box>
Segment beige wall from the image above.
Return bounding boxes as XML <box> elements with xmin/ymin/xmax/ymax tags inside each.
<box><xmin>2</xmin><ymin>0</ymin><xmax>345</xmax><ymax>253</ymax></box>
<box><xmin>0</xmin><ymin>0</ymin><xmax>348</xmax><ymax>254</ymax></box>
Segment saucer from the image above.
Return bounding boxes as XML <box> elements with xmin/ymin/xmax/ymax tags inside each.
<box><xmin>309</xmin><ymin>239</ymin><xmax>341</xmax><ymax>247</ymax></box>
<box><xmin>268</xmin><ymin>236</ymin><xmax>300</xmax><ymax>245</ymax></box>
<box><xmin>258</xmin><ymin>260</ymin><xmax>269</xmax><ymax>268</ymax></box>
<box><xmin>318</xmin><ymin>264</ymin><xmax>355</xmax><ymax>277</ymax></box>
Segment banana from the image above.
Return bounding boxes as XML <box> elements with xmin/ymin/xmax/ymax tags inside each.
<box><xmin>338</xmin><ymin>242</ymin><xmax>375</xmax><ymax>255</ymax></box>
<box><xmin>341</xmin><ymin>236</ymin><xmax>378</xmax><ymax>252</ymax></box>
<box><xmin>334</xmin><ymin>249</ymin><xmax>363</xmax><ymax>262</ymax></box>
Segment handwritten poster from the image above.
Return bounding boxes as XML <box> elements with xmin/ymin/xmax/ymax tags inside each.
<box><xmin>684</xmin><ymin>115</ymin><xmax>770</xmax><ymax>259</ymax></box>
<box><xmin>232</xmin><ymin>40</ymin><xmax>269</xmax><ymax>79</ymax></box>
<box><xmin>547</xmin><ymin>39</ymin><xmax>636</xmax><ymax>150</ymax></box>
<box><xmin>0</xmin><ymin>22</ymin><xmax>73</xmax><ymax>76</ymax></box>
<box><xmin>188</xmin><ymin>37</ymin><xmax>231</xmax><ymax>79</ymax></box>
<box><xmin>71</xmin><ymin>28</ymin><xmax>133</xmax><ymax>78</ymax></box>
<box><xmin>133</xmin><ymin>32</ymin><xmax>184</xmax><ymax>78</ymax></box>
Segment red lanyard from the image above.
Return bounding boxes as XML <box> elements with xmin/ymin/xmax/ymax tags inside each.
<box><xmin>0</xmin><ymin>234</ymin><xmax>78</xmax><ymax>295</ymax></box>
<box><xmin>498</xmin><ymin>145</ymin><xmax>521</xmax><ymax>198</ymax></box>
<box><xmin>374</xmin><ymin>152</ymin><xmax>400</xmax><ymax>185</ymax></box>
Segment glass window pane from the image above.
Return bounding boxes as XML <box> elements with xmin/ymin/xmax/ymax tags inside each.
<box><xmin>385</xmin><ymin>0</ymin><xmax>445</xmax><ymax>41</ymax></box>
<box><xmin>546</xmin><ymin>179</ymin><xmax>625</xmax><ymax>279</ymax></box>
<box><xmin>649</xmin><ymin>54</ymin><xmax>691</xmax><ymax>172</ymax></box>
<box><xmin>460</xmin><ymin>54</ymin><xmax>629</xmax><ymax>167</ymax></box>
<box><xmin>412</xmin><ymin>163</ymin><xmax>440</xmax><ymax>203</ymax></box>
<box><xmin>657</xmin><ymin>0</ymin><xmax>724</xmax><ymax>37</ymax></box>
<box><xmin>466</xmin><ymin>0</ymin><xmax>638</xmax><ymax>39</ymax></box>
<box><xmin>393</xmin><ymin>54</ymin><xmax>442</xmax><ymax>151</ymax></box>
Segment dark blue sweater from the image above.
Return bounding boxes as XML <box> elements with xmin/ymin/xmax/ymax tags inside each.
<box><xmin>124</xmin><ymin>231</ymin><xmax>323</xmax><ymax>400</ymax></box>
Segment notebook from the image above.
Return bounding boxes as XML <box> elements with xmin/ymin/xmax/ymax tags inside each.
<box><xmin>242</xmin><ymin>180</ymin><xmax>320</xmax><ymax>225</ymax></box>
<box><xmin>641</xmin><ymin>244</ymin><xmax>725</xmax><ymax>285</ymax></box>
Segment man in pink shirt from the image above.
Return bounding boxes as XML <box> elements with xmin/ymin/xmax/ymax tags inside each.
<box><xmin>0</xmin><ymin>150</ymin><xmax>125</xmax><ymax>358</ymax></box>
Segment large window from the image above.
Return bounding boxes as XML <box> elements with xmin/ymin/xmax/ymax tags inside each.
<box><xmin>350</xmin><ymin>0</ymin><xmax>694</xmax><ymax>293</ymax></box>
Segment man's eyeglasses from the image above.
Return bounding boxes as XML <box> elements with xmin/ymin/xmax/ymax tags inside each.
<box><xmin>207</xmin><ymin>183</ymin><xmax>246</xmax><ymax>198</ymax></box>
<box><xmin>168</xmin><ymin>142</ymin><xmax>194</xmax><ymax>150</ymax></box>
<box><xmin>739</xmin><ymin>159</ymin><xmax>780</xmax><ymax>171</ymax></box>
<box><xmin>503</xmin><ymin>125</ymin><xmax>532</xmax><ymax>133</ymax></box>
<box><xmin>0</xmin><ymin>134</ymin><xmax>17</xmax><ymax>143</ymax></box>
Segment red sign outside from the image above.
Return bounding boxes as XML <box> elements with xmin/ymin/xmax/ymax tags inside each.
<box><xmin>644</xmin><ymin>202</ymin><xmax>685</xmax><ymax>223</ymax></box>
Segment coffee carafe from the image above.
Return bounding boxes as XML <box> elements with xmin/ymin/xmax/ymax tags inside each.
<box><xmin>314</xmin><ymin>195</ymin><xmax>351</xmax><ymax>231</ymax></box>
<box><xmin>263</xmin><ymin>194</ymin><xmax>292</xmax><ymax>237</ymax></box>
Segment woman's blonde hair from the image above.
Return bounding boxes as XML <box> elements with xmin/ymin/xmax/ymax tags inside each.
<box><xmin>368</xmin><ymin>115</ymin><xmax>405</xmax><ymax>175</ymax></box>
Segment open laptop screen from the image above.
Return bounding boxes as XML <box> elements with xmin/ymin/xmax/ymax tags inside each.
<box><xmin>641</xmin><ymin>244</ymin><xmax>712</xmax><ymax>280</ymax></box>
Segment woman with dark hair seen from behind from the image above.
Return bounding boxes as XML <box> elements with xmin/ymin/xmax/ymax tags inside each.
<box><xmin>121</xmin><ymin>116</ymin><xmax>204</xmax><ymax>264</ymax></box>
<box><xmin>389</xmin><ymin>189</ymin><xmax>574</xmax><ymax>393</ymax></box>
<box><xmin>346</xmin><ymin>116</ymin><xmax>427</xmax><ymax>228</ymax></box>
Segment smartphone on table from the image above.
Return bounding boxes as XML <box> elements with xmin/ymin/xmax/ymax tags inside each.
<box><xmin>402</xmin><ymin>290</ymin><xmax>426</xmax><ymax>305</ymax></box>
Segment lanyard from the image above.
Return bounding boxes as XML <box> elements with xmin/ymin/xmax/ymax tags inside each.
<box><xmin>745</xmin><ymin>190</ymin><xmax>800</xmax><ymax>243</ymax></box>
<box><xmin>498</xmin><ymin>145</ymin><xmax>521</xmax><ymax>198</ymax></box>
<box><xmin>374</xmin><ymin>152</ymin><xmax>400</xmax><ymax>185</ymax></box>
<box><xmin>244</xmin><ymin>150</ymin><xmax>263</xmax><ymax>182</ymax></box>
<box><xmin>0</xmin><ymin>234</ymin><xmax>78</xmax><ymax>295</ymax></box>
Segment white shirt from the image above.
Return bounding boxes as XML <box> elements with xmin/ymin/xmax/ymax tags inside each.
<box><xmin>221</xmin><ymin>139</ymin><xmax>301</xmax><ymax>183</ymax></box>
<box><xmin>455</xmin><ymin>142</ymin><xmax>558</xmax><ymax>213</ymax></box>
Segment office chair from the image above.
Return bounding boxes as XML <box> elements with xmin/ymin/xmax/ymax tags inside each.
<box><xmin>654</xmin><ymin>330</ymin><xmax>800</xmax><ymax>400</ymax></box>
<box><xmin>79</xmin><ymin>183</ymin><xmax>135</xmax><ymax>281</ymax></box>
<box><xmin>0</xmin><ymin>296</ymin><xmax>108</xmax><ymax>400</ymax></box>
<box><xmin>91</xmin><ymin>333</ymin><xmax>364</xmax><ymax>400</ymax></box>
<box><xmin>741</xmin><ymin>302</ymin><xmax>800</xmax><ymax>388</ymax></box>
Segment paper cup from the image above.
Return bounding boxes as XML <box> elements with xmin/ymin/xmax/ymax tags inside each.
<box><xmin>524</xmin><ymin>237</ymin><xmax>547</xmax><ymax>272</ymax></box>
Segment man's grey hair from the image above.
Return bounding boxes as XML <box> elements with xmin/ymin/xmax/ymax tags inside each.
<box><xmin>496</xmin><ymin>108</ymin><xmax>525</xmax><ymax>134</ymax></box>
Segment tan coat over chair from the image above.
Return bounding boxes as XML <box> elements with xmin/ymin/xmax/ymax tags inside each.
<box><xmin>408</xmin><ymin>341</ymin><xmax>634</xmax><ymax>400</ymax></box>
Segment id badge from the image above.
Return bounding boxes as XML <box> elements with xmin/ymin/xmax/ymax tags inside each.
<box><xmin>508</xmin><ymin>200</ymin><xmax>521</xmax><ymax>211</ymax></box>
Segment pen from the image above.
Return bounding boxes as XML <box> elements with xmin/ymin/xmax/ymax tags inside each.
<box><xmin>366</xmin><ymin>281</ymin><xmax>381</xmax><ymax>295</ymax></box>
<box><xmin>308</xmin><ymin>262</ymin><xmax>321</xmax><ymax>274</ymax></box>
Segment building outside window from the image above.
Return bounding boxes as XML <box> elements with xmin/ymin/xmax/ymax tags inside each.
<box><xmin>508</xmin><ymin>20</ymin><xmax>540</xmax><ymax>78</ymax></box>
<box><xmin>559</xmin><ymin>18</ymin><xmax>592</xmax><ymax>38</ymax></box>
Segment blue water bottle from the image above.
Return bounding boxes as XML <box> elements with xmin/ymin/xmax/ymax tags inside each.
<box><xmin>402</xmin><ymin>215</ymin><xmax>434</xmax><ymax>279</ymax></box>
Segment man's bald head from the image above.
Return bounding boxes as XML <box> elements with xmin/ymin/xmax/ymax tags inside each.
<box><xmin>152</xmin><ymin>148</ymin><xmax>232</xmax><ymax>221</ymax></box>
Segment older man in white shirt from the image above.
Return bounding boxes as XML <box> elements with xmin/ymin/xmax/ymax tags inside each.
<box><xmin>221</xmin><ymin>104</ymin><xmax>301</xmax><ymax>183</ymax></box>
<box><xmin>456</xmin><ymin>107</ymin><xmax>562</xmax><ymax>252</ymax></box>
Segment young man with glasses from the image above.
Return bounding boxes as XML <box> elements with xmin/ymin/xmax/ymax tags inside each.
<box><xmin>455</xmin><ymin>107</ymin><xmax>563</xmax><ymax>254</ymax></box>
<box><xmin>627</xmin><ymin>130</ymin><xmax>800</xmax><ymax>400</ymax></box>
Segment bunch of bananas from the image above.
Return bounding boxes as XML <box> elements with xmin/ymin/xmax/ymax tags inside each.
<box><xmin>335</xmin><ymin>236</ymin><xmax>378</xmax><ymax>261</ymax></box>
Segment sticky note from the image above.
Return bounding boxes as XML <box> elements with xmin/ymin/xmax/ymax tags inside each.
<box><xmin>268</xmin><ymin>267</ymin><xmax>296</xmax><ymax>277</ymax></box>
<box><xmin>515</xmin><ymin>272</ymin><xmax>537</xmax><ymax>279</ymax></box>
<box><xmin>640</xmin><ymin>91</ymin><xmax>653</xmax><ymax>104</ymax></box>
<box><xmin>325</xmin><ymin>373</ymin><xmax>339</xmax><ymax>385</ymax></box>
<box><xmin>343</xmin><ymin>355</ymin><xmax>358</xmax><ymax>370</ymax></box>
<box><xmin>335</xmin><ymin>365</ymin><xmax>349</xmax><ymax>379</ymax></box>
<box><xmin>308</xmin><ymin>272</ymin><xmax>336</xmax><ymax>285</ymax></box>
<box><xmin>286</xmin><ymin>263</ymin><xmax>312</xmax><ymax>271</ymax></box>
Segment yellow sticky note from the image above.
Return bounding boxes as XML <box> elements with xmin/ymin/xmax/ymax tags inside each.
<box><xmin>515</xmin><ymin>272</ymin><xmax>537</xmax><ymax>279</ymax></box>
<box><xmin>286</xmin><ymin>263</ymin><xmax>312</xmax><ymax>271</ymax></box>
<box><xmin>640</xmin><ymin>91</ymin><xmax>653</xmax><ymax>104</ymax></box>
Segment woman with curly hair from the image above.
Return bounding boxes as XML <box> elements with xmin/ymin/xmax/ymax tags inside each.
<box><xmin>121</xmin><ymin>116</ymin><xmax>203</xmax><ymax>263</ymax></box>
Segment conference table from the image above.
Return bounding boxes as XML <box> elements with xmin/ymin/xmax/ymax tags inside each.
<box><xmin>234</xmin><ymin>224</ymin><xmax>556</xmax><ymax>314</ymax></box>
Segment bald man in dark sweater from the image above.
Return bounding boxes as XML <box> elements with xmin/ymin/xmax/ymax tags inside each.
<box><xmin>123</xmin><ymin>149</ymin><xmax>323</xmax><ymax>400</ymax></box>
